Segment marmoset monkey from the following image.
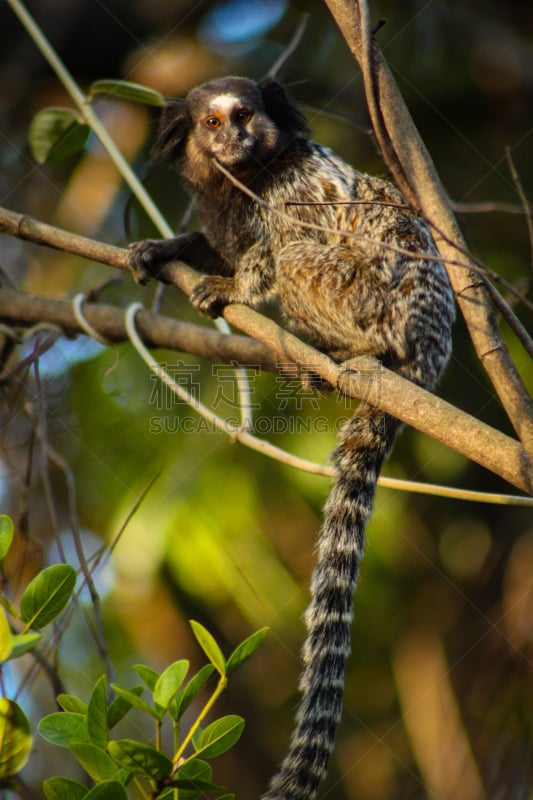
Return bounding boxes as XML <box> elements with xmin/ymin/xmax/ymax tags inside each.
<box><xmin>129</xmin><ymin>76</ymin><xmax>455</xmax><ymax>800</ymax></box>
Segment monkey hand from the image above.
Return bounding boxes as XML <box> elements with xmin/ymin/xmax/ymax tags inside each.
<box><xmin>128</xmin><ymin>233</ymin><xmax>206</xmax><ymax>284</ymax></box>
<box><xmin>190</xmin><ymin>275</ymin><xmax>235</xmax><ymax>318</ymax></box>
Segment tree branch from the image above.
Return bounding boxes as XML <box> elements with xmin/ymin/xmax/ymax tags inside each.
<box><xmin>0</xmin><ymin>206</ymin><xmax>531</xmax><ymax>494</ymax></box>
<box><xmin>0</xmin><ymin>289</ymin><xmax>278</xmax><ymax>371</ymax></box>
<box><xmin>324</xmin><ymin>0</ymin><xmax>533</xmax><ymax>455</ymax></box>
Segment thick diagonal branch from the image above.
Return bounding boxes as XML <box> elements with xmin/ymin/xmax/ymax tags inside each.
<box><xmin>324</xmin><ymin>0</ymin><xmax>533</xmax><ymax>455</ymax></box>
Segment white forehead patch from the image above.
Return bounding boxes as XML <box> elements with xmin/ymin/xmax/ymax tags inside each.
<box><xmin>209</xmin><ymin>94</ymin><xmax>240</xmax><ymax>114</ymax></box>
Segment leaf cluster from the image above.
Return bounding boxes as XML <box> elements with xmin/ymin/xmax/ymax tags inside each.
<box><xmin>37</xmin><ymin>620</ymin><xmax>267</xmax><ymax>799</ymax></box>
<box><xmin>0</xmin><ymin>514</ymin><xmax>77</xmax><ymax>781</ymax></box>
<box><xmin>0</xmin><ymin>514</ymin><xmax>268</xmax><ymax>798</ymax></box>
<box><xmin>29</xmin><ymin>80</ymin><xmax>165</xmax><ymax>164</ymax></box>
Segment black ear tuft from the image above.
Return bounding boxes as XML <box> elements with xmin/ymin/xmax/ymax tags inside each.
<box><xmin>258</xmin><ymin>78</ymin><xmax>309</xmax><ymax>137</ymax></box>
<box><xmin>149</xmin><ymin>99</ymin><xmax>190</xmax><ymax>167</ymax></box>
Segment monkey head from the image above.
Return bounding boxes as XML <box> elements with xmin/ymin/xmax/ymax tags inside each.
<box><xmin>150</xmin><ymin>76</ymin><xmax>308</xmax><ymax>185</ymax></box>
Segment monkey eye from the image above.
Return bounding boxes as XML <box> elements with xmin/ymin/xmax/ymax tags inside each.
<box><xmin>236</xmin><ymin>110</ymin><xmax>252</xmax><ymax>123</ymax></box>
<box><xmin>206</xmin><ymin>117</ymin><xmax>221</xmax><ymax>129</ymax></box>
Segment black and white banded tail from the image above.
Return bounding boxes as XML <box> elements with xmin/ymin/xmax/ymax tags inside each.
<box><xmin>262</xmin><ymin>405</ymin><xmax>399</xmax><ymax>800</ymax></box>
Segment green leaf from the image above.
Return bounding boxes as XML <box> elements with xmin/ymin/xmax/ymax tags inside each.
<box><xmin>57</xmin><ymin>694</ymin><xmax>88</xmax><ymax>715</ymax></box>
<box><xmin>133</xmin><ymin>664</ymin><xmax>159</xmax><ymax>691</ymax></box>
<box><xmin>110</xmin><ymin>684</ymin><xmax>157</xmax><ymax>720</ymax></box>
<box><xmin>70</xmin><ymin>742</ymin><xmax>120</xmax><ymax>781</ymax></box>
<box><xmin>85</xmin><ymin>781</ymin><xmax>128</xmax><ymax>800</ymax></box>
<box><xmin>194</xmin><ymin>715</ymin><xmax>244</xmax><ymax>759</ymax></box>
<box><xmin>107</xmin><ymin>685</ymin><xmax>143</xmax><ymax>729</ymax></box>
<box><xmin>172</xmin><ymin>664</ymin><xmax>215</xmax><ymax>721</ymax></box>
<box><xmin>0</xmin><ymin>596</ymin><xmax>20</xmax><ymax>619</ymax></box>
<box><xmin>0</xmin><ymin>699</ymin><xmax>33</xmax><ymax>777</ymax></box>
<box><xmin>190</xmin><ymin>621</ymin><xmax>226</xmax><ymax>676</ymax></box>
<box><xmin>156</xmin><ymin>791</ymin><xmax>177</xmax><ymax>800</ymax></box>
<box><xmin>0</xmin><ymin>607</ymin><xmax>13</xmax><ymax>662</ymax></box>
<box><xmin>38</xmin><ymin>712</ymin><xmax>89</xmax><ymax>747</ymax></box>
<box><xmin>88</xmin><ymin>675</ymin><xmax>108</xmax><ymax>749</ymax></box>
<box><xmin>178</xmin><ymin>757</ymin><xmax>212</xmax><ymax>783</ymax></box>
<box><xmin>0</xmin><ymin>516</ymin><xmax>14</xmax><ymax>561</ymax></box>
<box><xmin>154</xmin><ymin>659</ymin><xmax>189</xmax><ymax>715</ymax></box>
<box><xmin>9</xmin><ymin>631</ymin><xmax>42</xmax><ymax>659</ymax></box>
<box><xmin>20</xmin><ymin>563</ymin><xmax>76</xmax><ymax>630</ymax></box>
<box><xmin>89</xmin><ymin>79</ymin><xmax>165</xmax><ymax>107</ymax></box>
<box><xmin>170</xmin><ymin>778</ymin><xmax>223</xmax><ymax>794</ymax></box>
<box><xmin>43</xmin><ymin>776</ymin><xmax>88</xmax><ymax>800</ymax></box>
<box><xmin>215</xmin><ymin>795</ymin><xmax>236</xmax><ymax>800</ymax></box>
<box><xmin>29</xmin><ymin>108</ymin><xmax>90</xmax><ymax>164</ymax></box>
<box><xmin>107</xmin><ymin>739</ymin><xmax>172</xmax><ymax>779</ymax></box>
<box><xmin>226</xmin><ymin>627</ymin><xmax>269</xmax><ymax>676</ymax></box>
<box><xmin>169</xmin><ymin>759</ymin><xmax>221</xmax><ymax>798</ymax></box>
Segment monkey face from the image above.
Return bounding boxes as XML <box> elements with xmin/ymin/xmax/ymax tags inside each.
<box><xmin>186</xmin><ymin>77</ymin><xmax>283</xmax><ymax>170</ymax></box>
<box><xmin>194</xmin><ymin>94</ymin><xmax>263</xmax><ymax>166</ymax></box>
<box><xmin>150</xmin><ymin>76</ymin><xmax>308</xmax><ymax>181</ymax></box>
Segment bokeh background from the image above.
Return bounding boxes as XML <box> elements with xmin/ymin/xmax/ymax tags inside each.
<box><xmin>0</xmin><ymin>1</ymin><xmax>532</xmax><ymax>798</ymax></box>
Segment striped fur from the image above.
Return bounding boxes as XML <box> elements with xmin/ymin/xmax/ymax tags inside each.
<box><xmin>129</xmin><ymin>77</ymin><xmax>455</xmax><ymax>800</ymax></box>
<box><xmin>263</xmin><ymin>408</ymin><xmax>400</xmax><ymax>799</ymax></box>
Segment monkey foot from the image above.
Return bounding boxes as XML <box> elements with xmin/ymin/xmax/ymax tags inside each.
<box><xmin>190</xmin><ymin>275</ymin><xmax>235</xmax><ymax>318</ymax></box>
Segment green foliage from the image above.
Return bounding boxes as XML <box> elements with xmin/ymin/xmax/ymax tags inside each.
<box><xmin>190</xmin><ymin>620</ymin><xmax>226</xmax><ymax>676</ymax></box>
<box><xmin>38</xmin><ymin>713</ymin><xmax>90</xmax><ymax>747</ymax></box>
<box><xmin>172</xmin><ymin>664</ymin><xmax>215</xmax><ymax>720</ymax></box>
<box><xmin>88</xmin><ymin>79</ymin><xmax>165</xmax><ymax>107</ymax></box>
<box><xmin>0</xmin><ymin>518</ymin><xmax>267</xmax><ymax>794</ymax></box>
<box><xmin>9</xmin><ymin>631</ymin><xmax>42</xmax><ymax>658</ymax></box>
<box><xmin>0</xmin><ymin>607</ymin><xmax>12</xmax><ymax>662</ymax></box>
<box><xmin>69</xmin><ymin>743</ymin><xmax>122</xmax><ymax>782</ymax></box>
<box><xmin>226</xmin><ymin>626</ymin><xmax>269</xmax><ymax>676</ymax></box>
<box><xmin>0</xmin><ymin>516</ymin><xmax>14</xmax><ymax>562</ymax></box>
<box><xmin>154</xmin><ymin>659</ymin><xmax>189</xmax><ymax>714</ymax></box>
<box><xmin>43</xmin><ymin>776</ymin><xmax>88</xmax><ymax>800</ymax></box>
<box><xmin>0</xmin><ymin>515</ymin><xmax>77</xmax><ymax>781</ymax></box>
<box><xmin>20</xmin><ymin>563</ymin><xmax>77</xmax><ymax>630</ymax></box>
<box><xmin>28</xmin><ymin>108</ymin><xmax>90</xmax><ymax>164</ymax></box>
<box><xmin>193</xmin><ymin>716</ymin><xmax>245</xmax><ymax>759</ymax></box>
<box><xmin>0</xmin><ymin>698</ymin><xmax>33</xmax><ymax>777</ymax></box>
<box><xmin>170</xmin><ymin>758</ymin><xmax>223</xmax><ymax>796</ymax></box>
<box><xmin>84</xmin><ymin>782</ymin><xmax>128</xmax><ymax>800</ymax></box>
<box><xmin>35</xmin><ymin>620</ymin><xmax>267</xmax><ymax>797</ymax></box>
<box><xmin>107</xmin><ymin>739</ymin><xmax>172</xmax><ymax>779</ymax></box>
<box><xmin>28</xmin><ymin>79</ymin><xmax>164</xmax><ymax>166</ymax></box>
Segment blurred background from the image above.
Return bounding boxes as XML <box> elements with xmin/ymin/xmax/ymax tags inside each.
<box><xmin>0</xmin><ymin>0</ymin><xmax>532</xmax><ymax>798</ymax></box>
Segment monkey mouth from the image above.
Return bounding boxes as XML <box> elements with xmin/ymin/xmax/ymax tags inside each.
<box><xmin>213</xmin><ymin>140</ymin><xmax>256</xmax><ymax>167</ymax></box>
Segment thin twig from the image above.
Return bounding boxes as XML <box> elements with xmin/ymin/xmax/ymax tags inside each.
<box><xmin>505</xmin><ymin>147</ymin><xmax>533</xmax><ymax>273</ymax></box>
<box><xmin>46</xmin><ymin>445</ymin><xmax>115</xmax><ymax>686</ymax></box>
<box><xmin>267</xmin><ymin>14</ymin><xmax>310</xmax><ymax>79</ymax></box>
<box><xmin>452</xmin><ymin>201</ymin><xmax>532</xmax><ymax>216</ymax></box>
<box><xmin>481</xmin><ymin>280</ymin><xmax>533</xmax><ymax>360</ymax></box>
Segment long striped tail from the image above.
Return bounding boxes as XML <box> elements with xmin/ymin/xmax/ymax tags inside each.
<box><xmin>262</xmin><ymin>406</ymin><xmax>399</xmax><ymax>800</ymax></box>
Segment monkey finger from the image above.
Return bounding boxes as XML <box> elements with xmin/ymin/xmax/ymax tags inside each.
<box><xmin>190</xmin><ymin>276</ymin><xmax>233</xmax><ymax>318</ymax></box>
<box><xmin>128</xmin><ymin>240</ymin><xmax>173</xmax><ymax>284</ymax></box>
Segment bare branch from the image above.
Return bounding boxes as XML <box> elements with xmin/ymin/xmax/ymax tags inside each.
<box><xmin>266</xmin><ymin>13</ymin><xmax>309</xmax><ymax>80</ymax></box>
<box><xmin>0</xmin><ymin>288</ymin><xmax>278</xmax><ymax>371</ymax></box>
<box><xmin>452</xmin><ymin>201</ymin><xmax>533</xmax><ymax>216</ymax></box>
<box><xmin>505</xmin><ymin>147</ymin><xmax>533</xmax><ymax>272</ymax></box>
